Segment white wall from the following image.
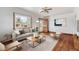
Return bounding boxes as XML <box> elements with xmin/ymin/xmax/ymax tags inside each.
<box><xmin>74</xmin><ymin>7</ymin><xmax>79</xmax><ymax>35</ymax></box>
<box><xmin>0</xmin><ymin>7</ymin><xmax>39</xmax><ymax>40</ymax></box>
<box><xmin>74</xmin><ymin>8</ymin><xmax>79</xmax><ymax>20</ymax></box>
<box><xmin>49</xmin><ymin>13</ymin><xmax>77</xmax><ymax>34</ymax></box>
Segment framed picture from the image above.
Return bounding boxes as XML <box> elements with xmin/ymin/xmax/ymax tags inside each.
<box><xmin>13</xmin><ymin>12</ymin><xmax>32</xmax><ymax>30</ymax></box>
<box><xmin>54</xmin><ymin>18</ymin><xmax>66</xmax><ymax>27</ymax></box>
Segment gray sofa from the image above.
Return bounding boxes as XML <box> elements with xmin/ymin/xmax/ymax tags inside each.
<box><xmin>16</xmin><ymin>33</ymin><xmax>33</xmax><ymax>41</ymax></box>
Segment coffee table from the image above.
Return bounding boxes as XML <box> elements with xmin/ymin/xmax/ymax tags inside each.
<box><xmin>26</xmin><ymin>33</ymin><xmax>46</xmax><ymax>48</ymax></box>
<box><xmin>26</xmin><ymin>36</ymin><xmax>39</xmax><ymax>48</ymax></box>
<box><xmin>27</xmin><ymin>35</ymin><xmax>46</xmax><ymax>48</ymax></box>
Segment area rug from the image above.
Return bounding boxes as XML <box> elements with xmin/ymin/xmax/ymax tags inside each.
<box><xmin>21</xmin><ymin>35</ymin><xmax>58</xmax><ymax>51</ymax></box>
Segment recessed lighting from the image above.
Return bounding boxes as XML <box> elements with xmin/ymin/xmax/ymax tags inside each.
<box><xmin>36</xmin><ymin>20</ymin><xmax>39</xmax><ymax>23</ymax></box>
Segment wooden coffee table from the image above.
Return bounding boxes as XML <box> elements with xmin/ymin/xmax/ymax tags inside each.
<box><xmin>27</xmin><ymin>36</ymin><xmax>38</xmax><ymax>47</ymax></box>
<box><xmin>27</xmin><ymin>33</ymin><xmax>46</xmax><ymax>48</ymax></box>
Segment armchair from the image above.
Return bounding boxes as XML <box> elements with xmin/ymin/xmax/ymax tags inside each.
<box><xmin>0</xmin><ymin>41</ymin><xmax>22</xmax><ymax>51</ymax></box>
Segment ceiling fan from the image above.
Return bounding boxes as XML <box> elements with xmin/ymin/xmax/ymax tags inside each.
<box><xmin>40</xmin><ymin>7</ymin><xmax>52</xmax><ymax>13</ymax></box>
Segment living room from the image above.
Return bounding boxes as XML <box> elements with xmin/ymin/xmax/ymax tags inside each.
<box><xmin>0</xmin><ymin>7</ymin><xmax>79</xmax><ymax>51</ymax></box>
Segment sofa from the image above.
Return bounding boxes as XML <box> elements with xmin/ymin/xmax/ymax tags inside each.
<box><xmin>16</xmin><ymin>33</ymin><xmax>33</xmax><ymax>41</ymax></box>
<box><xmin>12</xmin><ymin>29</ymin><xmax>33</xmax><ymax>41</ymax></box>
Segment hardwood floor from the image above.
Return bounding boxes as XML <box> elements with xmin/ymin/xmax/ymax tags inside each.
<box><xmin>38</xmin><ymin>32</ymin><xmax>79</xmax><ymax>51</ymax></box>
<box><xmin>53</xmin><ymin>33</ymin><xmax>79</xmax><ymax>51</ymax></box>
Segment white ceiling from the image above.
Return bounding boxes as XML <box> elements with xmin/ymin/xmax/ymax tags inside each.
<box><xmin>21</xmin><ymin>7</ymin><xmax>75</xmax><ymax>16</ymax></box>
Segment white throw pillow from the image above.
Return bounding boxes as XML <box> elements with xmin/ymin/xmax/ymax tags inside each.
<box><xmin>14</xmin><ymin>30</ymin><xmax>20</xmax><ymax>34</ymax></box>
<box><xmin>0</xmin><ymin>43</ymin><xmax>5</xmax><ymax>51</ymax></box>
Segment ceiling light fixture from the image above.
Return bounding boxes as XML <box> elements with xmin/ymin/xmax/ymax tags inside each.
<box><xmin>40</xmin><ymin>7</ymin><xmax>52</xmax><ymax>18</ymax></box>
<box><xmin>40</xmin><ymin>7</ymin><xmax>52</xmax><ymax>13</ymax></box>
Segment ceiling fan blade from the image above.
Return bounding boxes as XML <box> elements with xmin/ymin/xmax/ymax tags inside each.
<box><xmin>40</xmin><ymin>7</ymin><xmax>52</xmax><ymax>13</ymax></box>
<box><xmin>47</xmin><ymin>8</ymin><xmax>52</xmax><ymax>10</ymax></box>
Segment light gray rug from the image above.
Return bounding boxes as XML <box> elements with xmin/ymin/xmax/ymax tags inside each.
<box><xmin>21</xmin><ymin>35</ymin><xmax>58</xmax><ymax>51</ymax></box>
